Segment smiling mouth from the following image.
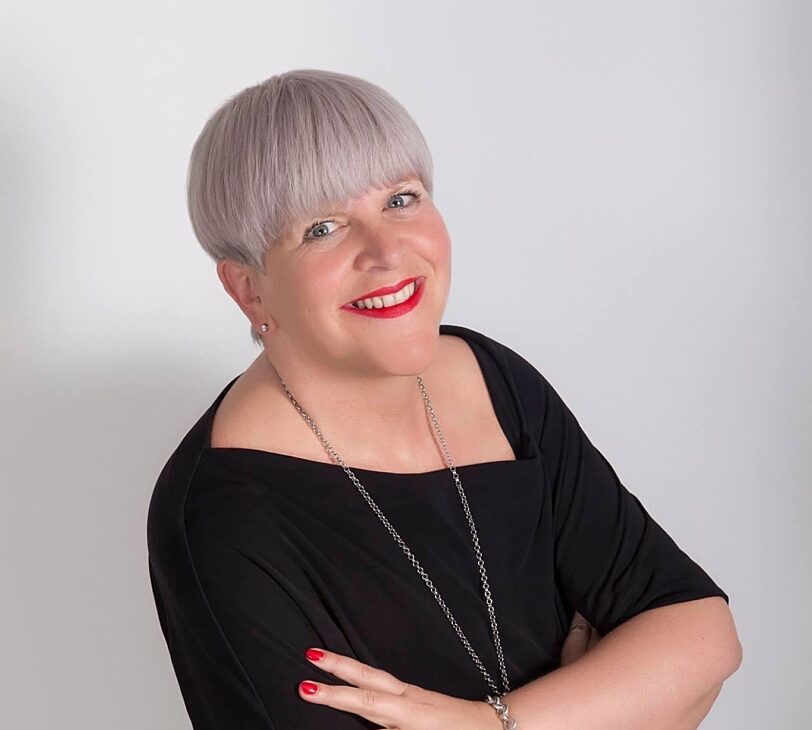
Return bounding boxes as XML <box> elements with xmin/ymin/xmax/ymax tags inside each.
<box><xmin>344</xmin><ymin>276</ymin><xmax>423</xmax><ymax>308</ymax></box>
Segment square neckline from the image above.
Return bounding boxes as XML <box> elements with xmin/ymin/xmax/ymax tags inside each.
<box><xmin>202</xmin><ymin>326</ymin><xmax>538</xmax><ymax>479</ymax></box>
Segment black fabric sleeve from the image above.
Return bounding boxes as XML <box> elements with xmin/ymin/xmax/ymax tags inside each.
<box><xmin>501</xmin><ymin>345</ymin><xmax>729</xmax><ymax>638</ymax></box>
<box><xmin>148</xmin><ymin>482</ymin><xmax>380</xmax><ymax>730</ymax></box>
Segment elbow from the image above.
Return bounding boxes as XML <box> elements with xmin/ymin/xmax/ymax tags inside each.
<box><xmin>686</xmin><ymin>639</ymin><xmax>740</xmax><ymax>730</ymax></box>
<box><xmin>704</xmin><ymin>597</ymin><xmax>744</xmax><ymax>683</ymax></box>
<box><xmin>724</xmin><ymin>635</ymin><xmax>743</xmax><ymax>678</ymax></box>
<box><xmin>718</xmin><ymin>605</ymin><xmax>744</xmax><ymax>681</ymax></box>
<box><xmin>708</xmin><ymin>625</ymin><xmax>743</xmax><ymax>686</ymax></box>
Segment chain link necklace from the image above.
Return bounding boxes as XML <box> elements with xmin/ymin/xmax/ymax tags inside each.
<box><xmin>277</xmin><ymin>372</ymin><xmax>518</xmax><ymax>727</ymax></box>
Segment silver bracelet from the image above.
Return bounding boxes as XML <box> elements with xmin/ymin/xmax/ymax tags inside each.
<box><xmin>485</xmin><ymin>694</ymin><xmax>518</xmax><ymax>729</ymax></box>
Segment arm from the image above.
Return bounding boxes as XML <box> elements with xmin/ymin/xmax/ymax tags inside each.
<box><xmin>148</xmin><ymin>480</ymin><xmax>380</xmax><ymax>730</ymax></box>
<box><xmin>496</xmin><ymin>596</ymin><xmax>741</xmax><ymax>729</ymax></box>
<box><xmin>490</xmin><ymin>344</ymin><xmax>742</xmax><ymax>729</ymax></box>
<box><xmin>676</xmin><ymin>682</ymin><xmax>724</xmax><ymax>730</ymax></box>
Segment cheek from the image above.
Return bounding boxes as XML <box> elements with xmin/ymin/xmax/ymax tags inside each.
<box><xmin>427</xmin><ymin>227</ymin><xmax>452</xmax><ymax>272</ymax></box>
<box><xmin>418</xmin><ymin>212</ymin><xmax>452</xmax><ymax>264</ymax></box>
<box><xmin>288</xmin><ymin>262</ymin><xmax>345</xmax><ymax>314</ymax></box>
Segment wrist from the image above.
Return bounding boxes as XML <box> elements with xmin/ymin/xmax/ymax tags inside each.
<box><xmin>476</xmin><ymin>698</ymin><xmax>509</xmax><ymax>729</ymax></box>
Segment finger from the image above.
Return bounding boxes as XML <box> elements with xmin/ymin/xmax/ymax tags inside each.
<box><xmin>587</xmin><ymin>628</ymin><xmax>602</xmax><ymax>650</ymax></box>
<box><xmin>298</xmin><ymin>678</ymin><xmax>407</xmax><ymax>728</ymax></box>
<box><xmin>560</xmin><ymin>612</ymin><xmax>591</xmax><ymax>666</ymax></box>
<box><xmin>304</xmin><ymin>647</ymin><xmax>413</xmax><ymax>696</ymax></box>
<box><xmin>560</xmin><ymin>624</ymin><xmax>590</xmax><ymax>665</ymax></box>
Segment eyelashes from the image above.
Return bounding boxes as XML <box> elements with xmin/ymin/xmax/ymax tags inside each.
<box><xmin>301</xmin><ymin>188</ymin><xmax>423</xmax><ymax>245</ymax></box>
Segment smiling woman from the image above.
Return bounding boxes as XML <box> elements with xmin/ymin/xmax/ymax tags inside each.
<box><xmin>185</xmin><ymin>68</ymin><xmax>436</xmax><ymax>346</ymax></box>
<box><xmin>147</xmin><ymin>68</ymin><xmax>736</xmax><ymax>730</ymax></box>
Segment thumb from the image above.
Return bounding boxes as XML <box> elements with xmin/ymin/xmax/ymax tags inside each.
<box><xmin>560</xmin><ymin>611</ymin><xmax>592</xmax><ymax>666</ymax></box>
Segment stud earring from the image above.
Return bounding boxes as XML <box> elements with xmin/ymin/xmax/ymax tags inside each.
<box><xmin>259</xmin><ymin>323</ymin><xmax>269</xmax><ymax>334</ymax></box>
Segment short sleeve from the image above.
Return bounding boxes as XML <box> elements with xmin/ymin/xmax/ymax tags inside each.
<box><xmin>148</xmin><ymin>480</ymin><xmax>379</xmax><ymax>730</ymax></box>
<box><xmin>533</xmin><ymin>367</ymin><xmax>729</xmax><ymax>637</ymax></box>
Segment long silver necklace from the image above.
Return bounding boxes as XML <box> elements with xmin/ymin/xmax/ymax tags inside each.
<box><xmin>277</xmin><ymin>372</ymin><xmax>519</xmax><ymax>727</ymax></box>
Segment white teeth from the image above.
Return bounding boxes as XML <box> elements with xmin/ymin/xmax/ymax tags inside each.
<box><xmin>352</xmin><ymin>281</ymin><xmax>416</xmax><ymax>309</ymax></box>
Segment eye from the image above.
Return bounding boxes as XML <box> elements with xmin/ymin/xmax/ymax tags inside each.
<box><xmin>302</xmin><ymin>219</ymin><xmax>339</xmax><ymax>243</ymax></box>
<box><xmin>301</xmin><ymin>188</ymin><xmax>423</xmax><ymax>245</ymax></box>
<box><xmin>386</xmin><ymin>189</ymin><xmax>422</xmax><ymax>209</ymax></box>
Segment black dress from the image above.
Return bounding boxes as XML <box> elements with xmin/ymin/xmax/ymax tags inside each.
<box><xmin>147</xmin><ymin>323</ymin><xmax>728</xmax><ymax>729</ymax></box>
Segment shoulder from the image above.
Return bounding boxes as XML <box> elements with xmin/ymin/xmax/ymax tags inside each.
<box><xmin>441</xmin><ymin>323</ymin><xmax>533</xmax><ymax>377</ymax></box>
<box><xmin>440</xmin><ymin>323</ymin><xmax>552</xmax><ymax>439</ymax></box>
<box><xmin>431</xmin><ymin>330</ymin><xmax>498</xmax><ymax>424</ymax></box>
<box><xmin>440</xmin><ymin>323</ymin><xmax>546</xmax><ymax>395</ymax></box>
<box><xmin>209</xmin><ymin>355</ymin><xmax>308</xmax><ymax>454</ymax></box>
<box><xmin>211</xmin><ymin>332</ymin><xmax>483</xmax><ymax>450</ymax></box>
<box><xmin>437</xmin><ymin>329</ymin><xmax>482</xmax><ymax>386</ymax></box>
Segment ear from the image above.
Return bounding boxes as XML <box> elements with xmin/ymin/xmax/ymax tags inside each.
<box><xmin>216</xmin><ymin>259</ymin><xmax>271</xmax><ymax>332</ymax></box>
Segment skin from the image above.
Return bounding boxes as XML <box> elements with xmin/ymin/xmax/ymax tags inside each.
<box><xmin>298</xmin><ymin>612</ymin><xmax>724</xmax><ymax>728</ymax></box>
<box><xmin>215</xmin><ymin>184</ymin><xmax>732</xmax><ymax>728</ymax></box>
<box><xmin>295</xmin><ymin>613</ymin><xmax>603</xmax><ymax>729</ymax></box>
<box><xmin>216</xmin><ymin>182</ymin><xmax>612</xmax><ymax>727</ymax></box>
<box><xmin>217</xmin><ymin>175</ymin><xmax>454</xmax><ymax>471</ymax></box>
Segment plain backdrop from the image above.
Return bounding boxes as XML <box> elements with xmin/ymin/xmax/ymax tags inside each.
<box><xmin>1</xmin><ymin>1</ymin><xmax>809</xmax><ymax>728</ymax></box>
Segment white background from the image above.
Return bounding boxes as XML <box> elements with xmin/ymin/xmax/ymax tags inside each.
<box><xmin>1</xmin><ymin>1</ymin><xmax>809</xmax><ymax>727</ymax></box>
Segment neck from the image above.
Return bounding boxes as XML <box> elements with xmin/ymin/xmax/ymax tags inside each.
<box><xmin>255</xmin><ymin>349</ymin><xmax>445</xmax><ymax>467</ymax></box>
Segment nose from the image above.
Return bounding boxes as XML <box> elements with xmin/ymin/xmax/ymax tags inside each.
<box><xmin>352</xmin><ymin>225</ymin><xmax>408</xmax><ymax>270</ymax></box>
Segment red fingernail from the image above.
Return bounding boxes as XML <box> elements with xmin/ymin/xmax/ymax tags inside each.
<box><xmin>300</xmin><ymin>681</ymin><xmax>319</xmax><ymax>695</ymax></box>
<box><xmin>305</xmin><ymin>648</ymin><xmax>325</xmax><ymax>662</ymax></box>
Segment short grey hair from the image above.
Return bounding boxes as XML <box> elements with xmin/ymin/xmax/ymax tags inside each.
<box><xmin>186</xmin><ymin>68</ymin><xmax>435</xmax><ymax>346</ymax></box>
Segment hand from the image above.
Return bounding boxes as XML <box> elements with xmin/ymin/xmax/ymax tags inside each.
<box><xmin>298</xmin><ymin>647</ymin><xmax>498</xmax><ymax>729</ymax></box>
<box><xmin>559</xmin><ymin>610</ymin><xmax>602</xmax><ymax>666</ymax></box>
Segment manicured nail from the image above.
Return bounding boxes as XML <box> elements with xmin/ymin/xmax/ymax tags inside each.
<box><xmin>305</xmin><ymin>648</ymin><xmax>325</xmax><ymax>662</ymax></box>
<box><xmin>300</xmin><ymin>681</ymin><xmax>319</xmax><ymax>695</ymax></box>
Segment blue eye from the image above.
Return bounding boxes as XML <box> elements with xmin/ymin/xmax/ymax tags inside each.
<box><xmin>386</xmin><ymin>189</ymin><xmax>422</xmax><ymax>209</ymax></box>
<box><xmin>302</xmin><ymin>219</ymin><xmax>338</xmax><ymax>241</ymax></box>
<box><xmin>301</xmin><ymin>188</ymin><xmax>423</xmax><ymax>244</ymax></box>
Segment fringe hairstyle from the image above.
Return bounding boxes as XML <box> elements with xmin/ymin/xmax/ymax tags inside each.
<box><xmin>186</xmin><ymin>68</ymin><xmax>435</xmax><ymax>346</ymax></box>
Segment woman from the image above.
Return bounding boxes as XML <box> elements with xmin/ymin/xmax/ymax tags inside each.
<box><xmin>147</xmin><ymin>69</ymin><xmax>736</xmax><ymax>729</ymax></box>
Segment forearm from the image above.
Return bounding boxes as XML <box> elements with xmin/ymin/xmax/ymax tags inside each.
<box><xmin>673</xmin><ymin>682</ymin><xmax>723</xmax><ymax>730</ymax></box>
<box><xmin>495</xmin><ymin>597</ymin><xmax>741</xmax><ymax>730</ymax></box>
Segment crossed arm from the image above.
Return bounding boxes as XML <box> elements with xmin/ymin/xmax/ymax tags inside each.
<box><xmin>492</xmin><ymin>596</ymin><xmax>742</xmax><ymax>730</ymax></box>
<box><xmin>297</xmin><ymin>595</ymin><xmax>740</xmax><ymax>729</ymax></box>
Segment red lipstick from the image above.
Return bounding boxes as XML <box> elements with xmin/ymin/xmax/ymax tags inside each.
<box><xmin>347</xmin><ymin>276</ymin><xmax>420</xmax><ymax>303</ymax></box>
<box><xmin>341</xmin><ymin>277</ymin><xmax>425</xmax><ymax>318</ymax></box>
